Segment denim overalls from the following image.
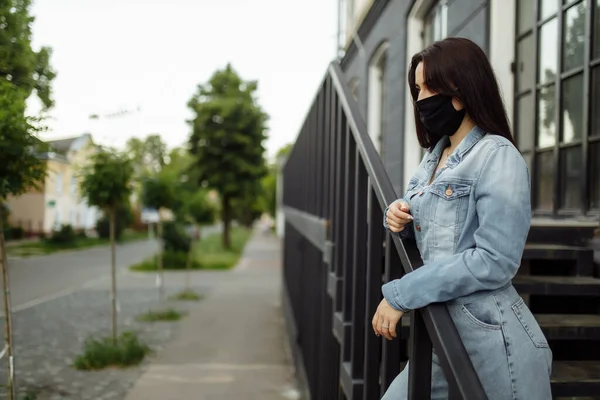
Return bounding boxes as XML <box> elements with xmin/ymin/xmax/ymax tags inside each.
<box><xmin>382</xmin><ymin>126</ymin><xmax>553</xmax><ymax>399</ymax></box>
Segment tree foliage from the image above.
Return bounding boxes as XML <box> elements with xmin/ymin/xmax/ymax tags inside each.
<box><xmin>187</xmin><ymin>64</ymin><xmax>268</xmax><ymax>247</ymax></box>
<box><xmin>182</xmin><ymin>189</ymin><xmax>216</xmax><ymax>226</ymax></box>
<box><xmin>0</xmin><ymin>0</ymin><xmax>56</xmax><ymax>200</ymax></box>
<box><xmin>125</xmin><ymin>134</ymin><xmax>167</xmax><ymax>178</ymax></box>
<box><xmin>0</xmin><ymin>0</ymin><xmax>56</xmax><ymax>109</ymax></box>
<box><xmin>0</xmin><ymin>80</ymin><xmax>48</xmax><ymax>199</ymax></box>
<box><xmin>80</xmin><ymin>149</ymin><xmax>134</xmax><ymax>212</ymax></box>
<box><xmin>141</xmin><ymin>173</ymin><xmax>176</xmax><ymax>212</ymax></box>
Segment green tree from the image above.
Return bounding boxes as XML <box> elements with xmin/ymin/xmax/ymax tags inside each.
<box><xmin>80</xmin><ymin>149</ymin><xmax>134</xmax><ymax>343</ymax></box>
<box><xmin>141</xmin><ymin>173</ymin><xmax>177</xmax><ymax>298</ymax></box>
<box><xmin>188</xmin><ymin>64</ymin><xmax>268</xmax><ymax>248</ymax></box>
<box><xmin>261</xmin><ymin>143</ymin><xmax>293</xmax><ymax>218</ymax></box>
<box><xmin>0</xmin><ymin>2</ymin><xmax>56</xmax><ymax>397</ymax></box>
<box><xmin>125</xmin><ymin>134</ymin><xmax>167</xmax><ymax>178</ymax></box>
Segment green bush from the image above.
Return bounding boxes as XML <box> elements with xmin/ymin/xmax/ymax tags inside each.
<box><xmin>11</xmin><ymin>226</ymin><xmax>25</xmax><ymax>240</ymax></box>
<box><xmin>74</xmin><ymin>331</ymin><xmax>150</xmax><ymax>370</ymax></box>
<box><xmin>130</xmin><ymin>250</ymin><xmax>201</xmax><ymax>271</ymax></box>
<box><xmin>170</xmin><ymin>290</ymin><xmax>203</xmax><ymax>301</ymax></box>
<box><xmin>162</xmin><ymin>222</ymin><xmax>191</xmax><ymax>253</ymax></box>
<box><xmin>136</xmin><ymin>308</ymin><xmax>186</xmax><ymax>322</ymax></box>
<box><xmin>96</xmin><ymin>206</ymin><xmax>133</xmax><ymax>240</ymax></box>
<box><xmin>46</xmin><ymin>224</ymin><xmax>76</xmax><ymax>244</ymax></box>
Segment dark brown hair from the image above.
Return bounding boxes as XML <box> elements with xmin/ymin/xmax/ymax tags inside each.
<box><xmin>408</xmin><ymin>37</ymin><xmax>515</xmax><ymax>149</ymax></box>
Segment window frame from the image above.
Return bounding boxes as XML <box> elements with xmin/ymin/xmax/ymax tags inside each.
<box><xmin>514</xmin><ymin>0</ymin><xmax>600</xmax><ymax>217</ymax></box>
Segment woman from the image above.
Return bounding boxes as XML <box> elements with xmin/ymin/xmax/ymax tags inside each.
<box><xmin>374</xmin><ymin>38</ymin><xmax>553</xmax><ymax>399</ymax></box>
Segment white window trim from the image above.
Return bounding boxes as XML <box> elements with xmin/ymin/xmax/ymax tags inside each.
<box><xmin>490</xmin><ymin>0</ymin><xmax>516</xmax><ymax>129</ymax></box>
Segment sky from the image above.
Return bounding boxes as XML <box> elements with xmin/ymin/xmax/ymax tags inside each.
<box><xmin>28</xmin><ymin>0</ymin><xmax>340</xmax><ymax>160</ymax></box>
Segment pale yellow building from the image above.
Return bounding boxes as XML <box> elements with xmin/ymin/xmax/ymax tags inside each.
<box><xmin>6</xmin><ymin>134</ymin><xmax>100</xmax><ymax>235</ymax></box>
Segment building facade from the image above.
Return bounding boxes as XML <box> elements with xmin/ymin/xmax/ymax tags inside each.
<box><xmin>6</xmin><ymin>133</ymin><xmax>100</xmax><ymax>234</ymax></box>
<box><xmin>340</xmin><ymin>0</ymin><xmax>599</xmax><ymax>221</ymax></box>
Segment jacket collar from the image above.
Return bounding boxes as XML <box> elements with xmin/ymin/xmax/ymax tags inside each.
<box><xmin>426</xmin><ymin>125</ymin><xmax>486</xmax><ymax>169</ymax></box>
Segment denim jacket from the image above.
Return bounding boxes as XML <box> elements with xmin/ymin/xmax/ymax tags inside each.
<box><xmin>382</xmin><ymin>126</ymin><xmax>531</xmax><ymax>311</ymax></box>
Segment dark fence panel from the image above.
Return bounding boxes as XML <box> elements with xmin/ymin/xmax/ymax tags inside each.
<box><xmin>282</xmin><ymin>62</ymin><xmax>487</xmax><ymax>400</ymax></box>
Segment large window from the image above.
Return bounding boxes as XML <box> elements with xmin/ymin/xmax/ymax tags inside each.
<box><xmin>514</xmin><ymin>0</ymin><xmax>600</xmax><ymax>216</ymax></box>
<box><xmin>424</xmin><ymin>0</ymin><xmax>448</xmax><ymax>46</ymax></box>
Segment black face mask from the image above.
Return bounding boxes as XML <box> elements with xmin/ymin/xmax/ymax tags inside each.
<box><xmin>416</xmin><ymin>94</ymin><xmax>466</xmax><ymax>140</ymax></box>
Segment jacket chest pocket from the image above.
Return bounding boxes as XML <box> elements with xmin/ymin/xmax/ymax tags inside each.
<box><xmin>427</xmin><ymin>182</ymin><xmax>472</xmax><ymax>227</ymax></box>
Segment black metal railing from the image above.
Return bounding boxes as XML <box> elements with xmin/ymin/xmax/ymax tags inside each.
<box><xmin>281</xmin><ymin>62</ymin><xmax>488</xmax><ymax>400</ymax></box>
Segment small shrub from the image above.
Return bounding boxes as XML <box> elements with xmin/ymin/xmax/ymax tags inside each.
<box><xmin>136</xmin><ymin>308</ymin><xmax>186</xmax><ymax>322</ymax></box>
<box><xmin>73</xmin><ymin>331</ymin><xmax>150</xmax><ymax>370</ymax></box>
<box><xmin>162</xmin><ymin>222</ymin><xmax>191</xmax><ymax>253</ymax></box>
<box><xmin>46</xmin><ymin>224</ymin><xmax>76</xmax><ymax>245</ymax></box>
<box><xmin>170</xmin><ymin>290</ymin><xmax>203</xmax><ymax>301</ymax></box>
<box><xmin>11</xmin><ymin>226</ymin><xmax>25</xmax><ymax>240</ymax></box>
<box><xmin>130</xmin><ymin>250</ymin><xmax>201</xmax><ymax>271</ymax></box>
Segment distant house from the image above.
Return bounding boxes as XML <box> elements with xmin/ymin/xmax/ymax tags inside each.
<box><xmin>6</xmin><ymin>133</ymin><xmax>100</xmax><ymax>235</ymax></box>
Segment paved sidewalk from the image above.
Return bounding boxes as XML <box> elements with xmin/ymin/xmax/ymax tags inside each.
<box><xmin>125</xmin><ymin>231</ymin><xmax>299</xmax><ymax>400</ymax></box>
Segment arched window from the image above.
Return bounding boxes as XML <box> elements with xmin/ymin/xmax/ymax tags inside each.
<box><xmin>368</xmin><ymin>42</ymin><xmax>389</xmax><ymax>159</ymax></box>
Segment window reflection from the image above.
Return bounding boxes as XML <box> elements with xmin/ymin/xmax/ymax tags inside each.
<box><xmin>538</xmin><ymin>85</ymin><xmax>557</xmax><ymax>148</ymax></box>
<box><xmin>560</xmin><ymin>146</ymin><xmax>582</xmax><ymax>209</ymax></box>
<box><xmin>536</xmin><ymin>151</ymin><xmax>555</xmax><ymax>210</ymax></box>
<box><xmin>540</xmin><ymin>0</ymin><xmax>559</xmax><ymax>20</ymax></box>
<box><xmin>518</xmin><ymin>0</ymin><xmax>535</xmax><ymax>34</ymax></box>
<box><xmin>538</xmin><ymin>18</ymin><xmax>558</xmax><ymax>84</ymax></box>
<box><xmin>518</xmin><ymin>35</ymin><xmax>535</xmax><ymax>92</ymax></box>
<box><xmin>563</xmin><ymin>2</ymin><xmax>586</xmax><ymax>71</ymax></box>
<box><xmin>518</xmin><ymin>94</ymin><xmax>535</xmax><ymax>151</ymax></box>
<box><xmin>593</xmin><ymin>67</ymin><xmax>600</xmax><ymax>137</ymax></box>
<box><xmin>561</xmin><ymin>74</ymin><xmax>584</xmax><ymax>143</ymax></box>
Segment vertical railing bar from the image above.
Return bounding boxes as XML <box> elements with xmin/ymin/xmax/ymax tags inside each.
<box><xmin>311</xmin><ymin>97</ymin><xmax>323</xmax><ymax>217</ymax></box>
<box><xmin>363</xmin><ymin>186</ymin><xmax>384</xmax><ymax>400</ymax></box>
<box><xmin>408</xmin><ymin>309</ymin><xmax>433</xmax><ymax>400</ymax></box>
<box><xmin>334</xmin><ymin>103</ymin><xmax>347</xmax><ymax>282</ymax></box>
<box><xmin>350</xmin><ymin>150</ymin><xmax>368</xmax><ymax>379</ymax></box>
<box><xmin>309</xmin><ymin>106</ymin><xmax>316</xmax><ymax>214</ymax></box>
<box><xmin>342</xmin><ymin>124</ymin><xmax>357</xmax><ymax>363</ymax></box>
<box><xmin>380</xmin><ymin>235</ymin><xmax>401</xmax><ymax>396</ymax></box>
<box><xmin>317</xmin><ymin>91</ymin><xmax>324</xmax><ymax>217</ymax></box>
<box><xmin>323</xmin><ymin>78</ymin><xmax>331</xmax><ymax>219</ymax></box>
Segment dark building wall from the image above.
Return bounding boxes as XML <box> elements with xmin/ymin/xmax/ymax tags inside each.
<box><xmin>340</xmin><ymin>0</ymin><xmax>489</xmax><ymax>195</ymax></box>
<box><xmin>340</xmin><ymin>0</ymin><xmax>413</xmax><ymax>196</ymax></box>
<box><xmin>447</xmin><ymin>0</ymin><xmax>489</xmax><ymax>52</ymax></box>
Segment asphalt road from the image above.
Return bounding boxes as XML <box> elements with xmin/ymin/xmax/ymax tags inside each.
<box><xmin>2</xmin><ymin>240</ymin><xmax>158</xmax><ymax>313</ymax></box>
<box><xmin>1</xmin><ymin>224</ymin><xmax>224</xmax><ymax>314</ymax></box>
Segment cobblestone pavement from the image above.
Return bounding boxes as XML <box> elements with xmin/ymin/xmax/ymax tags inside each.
<box><xmin>0</xmin><ymin>285</ymin><xmax>210</xmax><ymax>400</ymax></box>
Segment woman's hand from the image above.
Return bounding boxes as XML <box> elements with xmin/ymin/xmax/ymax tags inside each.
<box><xmin>372</xmin><ymin>298</ymin><xmax>404</xmax><ymax>340</ymax></box>
<box><xmin>385</xmin><ymin>200</ymin><xmax>413</xmax><ymax>233</ymax></box>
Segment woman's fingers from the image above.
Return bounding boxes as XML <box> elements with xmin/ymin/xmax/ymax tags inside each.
<box><xmin>372</xmin><ymin>311</ymin><xmax>380</xmax><ymax>336</ymax></box>
<box><xmin>389</xmin><ymin>208</ymin><xmax>413</xmax><ymax>222</ymax></box>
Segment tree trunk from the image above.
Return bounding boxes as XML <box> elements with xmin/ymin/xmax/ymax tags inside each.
<box><xmin>157</xmin><ymin>220</ymin><xmax>164</xmax><ymax>300</ymax></box>
<box><xmin>109</xmin><ymin>207</ymin><xmax>118</xmax><ymax>343</ymax></box>
<box><xmin>0</xmin><ymin>207</ymin><xmax>16</xmax><ymax>400</ymax></box>
<box><xmin>185</xmin><ymin>227</ymin><xmax>201</xmax><ymax>291</ymax></box>
<box><xmin>185</xmin><ymin>241</ymin><xmax>194</xmax><ymax>292</ymax></box>
<box><xmin>222</xmin><ymin>198</ymin><xmax>231</xmax><ymax>250</ymax></box>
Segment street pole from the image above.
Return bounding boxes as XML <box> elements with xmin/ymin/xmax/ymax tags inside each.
<box><xmin>0</xmin><ymin>208</ymin><xmax>16</xmax><ymax>400</ymax></box>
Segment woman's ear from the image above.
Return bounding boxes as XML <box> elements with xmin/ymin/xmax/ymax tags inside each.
<box><xmin>452</xmin><ymin>97</ymin><xmax>464</xmax><ymax>111</ymax></box>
